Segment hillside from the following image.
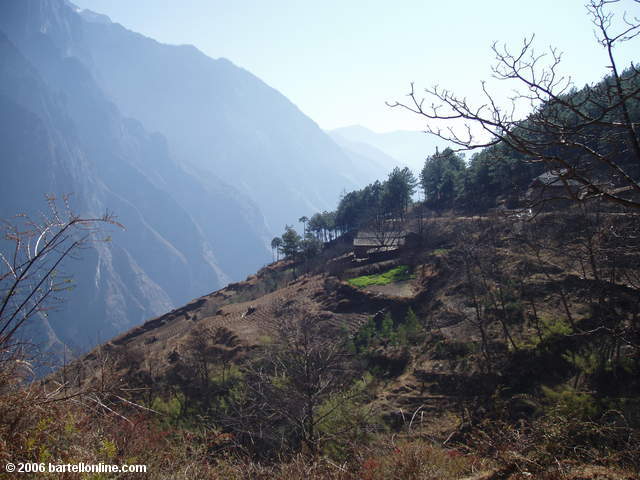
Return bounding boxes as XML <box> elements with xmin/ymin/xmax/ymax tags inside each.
<box><xmin>0</xmin><ymin>0</ymin><xmax>389</xmax><ymax>353</ymax></box>
<box><xmin>55</xmin><ymin>206</ymin><xmax>640</xmax><ymax>478</ymax></box>
<box><xmin>2</xmin><ymin>1</ymin><xmax>639</xmax><ymax>478</ymax></box>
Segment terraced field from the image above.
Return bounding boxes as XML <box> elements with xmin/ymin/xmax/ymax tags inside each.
<box><xmin>76</xmin><ymin>259</ymin><xmax>417</xmax><ymax>384</ymax></box>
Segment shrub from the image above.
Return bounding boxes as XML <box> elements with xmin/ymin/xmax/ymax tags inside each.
<box><xmin>358</xmin><ymin>440</ymin><xmax>486</xmax><ymax>480</ymax></box>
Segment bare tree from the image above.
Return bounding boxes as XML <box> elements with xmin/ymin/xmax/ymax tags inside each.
<box><xmin>0</xmin><ymin>196</ymin><xmax>123</xmax><ymax>450</ymax></box>
<box><xmin>164</xmin><ymin>325</ymin><xmax>243</xmax><ymax>414</ymax></box>
<box><xmin>225</xmin><ymin>318</ymin><xmax>367</xmax><ymax>458</ymax></box>
<box><xmin>389</xmin><ymin>0</ymin><xmax>640</xmax><ymax>210</ymax></box>
<box><xmin>371</xmin><ymin>210</ymin><xmax>406</xmax><ymax>251</ymax></box>
<box><xmin>0</xmin><ymin>195</ymin><xmax>121</xmax><ymax>368</ymax></box>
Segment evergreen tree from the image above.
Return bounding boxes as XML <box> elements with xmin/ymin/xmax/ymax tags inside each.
<box><xmin>380</xmin><ymin>312</ymin><xmax>394</xmax><ymax>339</ymax></box>
<box><xmin>384</xmin><ymin>167</ymin><xmax>418</xmax><ymax>218</ymax></box>
<box><xmin>301</xmin><ymin>232</ymin><xmax>322</xmax><ymax>259</ymax></box>
<box><xmin>420</xmin><ymin>148</ymin><xmax>465</xmax><ymax>209</ymax></box>
<box><xmin>404</xmin><ymin>307</ymin><xmax>421</xmax><ymax>343</ymax></box>
<box><xmin>298</xmin><ymin>216</ymin><xmax>309</xmax><ymax>235</ymax></box>
<box><xmin>270</xmin><ymin>237</ymin><xmax>283</xmax><ymax>261</ymax></box>
<box><xmin>280</xmin><ymin>225</ymin><xmax>302</xmax><ymax>258</ymax></box>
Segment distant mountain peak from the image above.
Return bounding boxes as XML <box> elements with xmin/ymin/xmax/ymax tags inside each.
<box><xmin>328</xmin><ymin>125</ymin><xmax>451</xmax><ymax>174</ymax></box>
<box><xmin>330</xmin><ymin>124</ymin><xmax>426</xmax><ymax>136</ymax></box>
<box><xmin>333</xmin><ymin>124</ymin><xmax>375</xmax><ymax>134</ymax></box>
<box><xmin>78</xmin><ymin>9</ymin><xmax>112</xmax><ymax>25</ymax></box>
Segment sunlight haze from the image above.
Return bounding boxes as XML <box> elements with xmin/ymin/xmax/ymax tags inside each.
<box><xmin>71</xmin><ymin>0</ymin><xmax>639</xmax><ymax>133</ymax></box>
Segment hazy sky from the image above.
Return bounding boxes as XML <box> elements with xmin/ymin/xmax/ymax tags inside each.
<box><xmin>71</xmin><ymin>0</ymin><xmax>638</xmax><ymax>133</ymax></box>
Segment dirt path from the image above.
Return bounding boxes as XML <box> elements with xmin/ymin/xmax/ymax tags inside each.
<box><xmin>364</xmin><ymin>280</ymin><xmax>417</xmax><ymax>298</ymax></box>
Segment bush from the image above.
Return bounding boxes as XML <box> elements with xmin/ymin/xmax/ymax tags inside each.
<box><xmin>433</xmin><ymin>340</ymin><xmax>474</xmax><ymax>360</ymax></box>
<box><xmin>358</xmin><ymin>440</ymin><xmax>486</xmax><ymax>480</ymax></box>
<box><xmin>541</xmin><ymin>385</ymin><xmax>598</xmax><ymax>420</ymax></box>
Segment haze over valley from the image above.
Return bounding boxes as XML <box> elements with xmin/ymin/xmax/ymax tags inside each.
<box><xmin>0</xmin><ymin>0</ymin><xmax>421</xmax><ymax>352</ymax></box>
<box><xmin>2</xmin><ymin>1</ymin><xmax>640</xmax><ymax>478</ymax></box>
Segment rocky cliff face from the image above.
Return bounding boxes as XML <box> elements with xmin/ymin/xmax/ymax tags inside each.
<box><xmin>0</xmin><ymin>0</ymin><xmax>271</xmax><ymax>353</ymax></box>
<box><xmin>77</xmin><ymin>11</ymin><xmax>387</xmax><ymax>232</ymax></box>
<box><xmin>0</xmin><ymin>0</ymin><xmax>387</xmax><ymax>355</ymax></box>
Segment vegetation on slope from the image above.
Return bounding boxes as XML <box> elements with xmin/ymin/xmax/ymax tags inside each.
<box><xmin>2</xmin><ymin>2</ymin><xmax>640</xmax><ymax>479</ymax></box>
<box><xmin>3</xmin><ymin>204</ymin><xmax>634</xmax><ymax>479</ymax></box>
<box><xmin>347</xmin><ymin>265</ymin><xmax>414</xmax><ymax>288</ymax></box>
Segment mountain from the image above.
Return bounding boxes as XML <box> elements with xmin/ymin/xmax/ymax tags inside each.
<box><xmin>0</xmin><ymin>0</ymin><xmax>272</xmax><ymax>352</ymax></box>
<box><xmin>76</xmin><ymin>11</ymin><xmax>387</xmax><ymax>233</ymax></box>
<box><xmin>0</xmin><ymin>0</ymin><xmax>392</xmax><ymax>354</ymax></box>
<box><xmin>7</xmin><ymin>2</ymin><xmax>638</xmax><ymax>475</ymax></box>
<box><xmin>60</xmin><ymin>208</ymin><xmax>640</xmax><ymax>478</ymax></box>
<box><xmin>330</xmin><ymin>125</ymin><xmax>451</xmax><ymax>174</ymax></box>
<box><xmin>328</xmin><ymin>130</ymin><xmax>403</xmax><ymax>175</ymax></box>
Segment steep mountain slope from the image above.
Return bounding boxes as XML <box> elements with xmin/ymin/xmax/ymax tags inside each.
<box><xmin>0</xmin><ymin>0</ymin><xmax>271</xmax><ymax>352</ymax></box>
<box><xmin>330</xmin><ymin>125</ymin><xmax>451</xmax><ymax>174</ymax></box>
<box><xmin>69</xmin><ymin>239</ymin><xmax>408</xmax><ymax>384</ymax></box>
<box><xmin>76</xmin><ymin>11</ymin><xmax>387</xmax><ymax>232</ymax></box>
<box><xmin>65</xmin><ymin>209</ymin><xmax>640</xmax><ymax>477</ymax></box>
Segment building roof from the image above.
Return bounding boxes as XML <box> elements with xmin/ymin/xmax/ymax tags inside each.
<box><xmin>353</xmin><ymin>231</ymin><xmax>407</xmax><ymax>248</ymax></box>
<box><xmin>532</xmin><ymin>170</ymin><xmax>582</xmax><ymax>188</ymax></box>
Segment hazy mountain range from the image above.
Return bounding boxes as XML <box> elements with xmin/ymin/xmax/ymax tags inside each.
<box><xmin>0</xmin><ymin>0</ymin><xmax>273</xmax><ymax>352</ymax></box>
<box><xmin>76</xmin><ymin>9</ymin><xmax>391</xmax><ymax>233</ymax></box>
<box><xmin>0</xmin><ymin>0</ymin><xmax>432</xmax><ymax>355</ymax></box>
<box><xmin>329</xmin><ymin>125</ymin><xmax>450</xmax><ymax>174</ymax></box>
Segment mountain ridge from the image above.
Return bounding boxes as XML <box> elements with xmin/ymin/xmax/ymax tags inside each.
<box><xmin>0</xmin><ymin>0</ymin><xmax>271</xmax><ymax>352</ymax></box>
<box><xmin>0</xmin><ymin>0</ymin><xmax>394</xmax><ymax>355</ymax></box>
<box><xmin>78</xmin><ymin>13</ymin><xmax>388</xmax><ymax>233</ymax></box>
<box><xmin>330</xmin><ymin>124</ymin><xmax>451</xmax><ymax>174</ymax></box>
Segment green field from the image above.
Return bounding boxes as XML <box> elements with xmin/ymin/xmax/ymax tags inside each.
<box><xmin>347</xmin><ymin>265</ymin><xmax>414</xmax><ymax>288</ymax></box>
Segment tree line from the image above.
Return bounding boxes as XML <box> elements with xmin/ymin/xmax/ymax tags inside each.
<box><xmin>270</xmin><ymin>166</ymin><xmax>419</xmax><ymax>261</ymax></box>
<box><xmin>272</xmin><ymin>59</ymin><xmax>640</xmax><ymax>263</ymax></box>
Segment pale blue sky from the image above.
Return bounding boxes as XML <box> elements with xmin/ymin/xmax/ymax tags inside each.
<box><xmin>72</xmin><ymin>0</ymin><xmax>638</xmax><ymax>132</ymax></box>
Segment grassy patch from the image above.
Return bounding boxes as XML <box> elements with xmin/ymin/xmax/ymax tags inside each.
<box><xmin>348</xmin><ymin>265</ymin><xmax>414</xmax><ymax>288</ymax></box>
